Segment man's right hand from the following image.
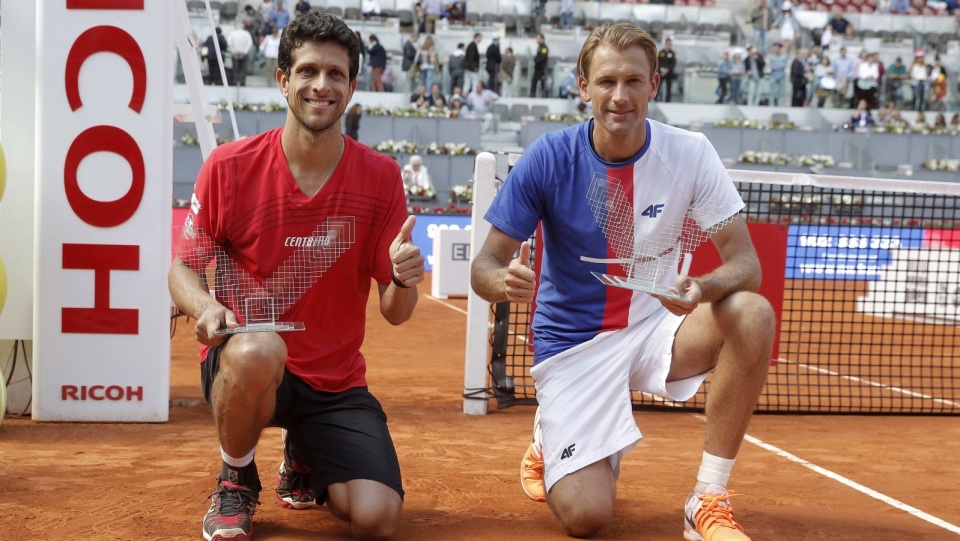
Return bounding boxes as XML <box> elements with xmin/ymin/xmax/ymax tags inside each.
<box><xmin>504</xmin><ymin>241</ymin><xmax>537</xmax><ymax>304</ymax></box>
<box><xmin>194</xmin><ymin>303</ymin><xmax>238</xmax><ymax>347</ymax></box>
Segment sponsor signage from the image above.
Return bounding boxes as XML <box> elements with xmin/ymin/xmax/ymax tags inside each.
<box><xmin>786</xmin><ymin>226</ymin><xmax>925</xmax><ymax>280</ymax></box>
<box><xmin>409</xmin><ymin>214</ymin><xmax>472</xmax><ymax>271</ymax></box>
<box><xmin>33</xmin><ymin>1</ymin><xmax>172</xmax><ymax>421</ymax></box>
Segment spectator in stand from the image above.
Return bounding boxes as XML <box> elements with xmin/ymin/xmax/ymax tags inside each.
<box><xmin>448</xmin><ymin>43</ymin><xmax>466</xmax><ymax>97</ymax></box>
<box><xmin>259</xmin><ymin>25</ymin><xmax>282</xmax><ymax>80</ymax></box>
<box><xmin>227</xmin><ymin>23</ymin><xmax>254</xmax><ymax>87</ymax></box>
<box><xmin>362</xmin><ymin>0</ymin><xmax>382</xmax><ymax>18</ymax></box>
<box><xmin>533</xmin><ymin>0</ymin><xmax>547</xmax><ymax>34</ymax></box>
<box><xmin>929</xmin><ymin>66</ymin><xmax>948</xmax><ymax>112</ymax></box>
<box><xmin>819</xmin><ymin>23</ymin><xmax>834</xmax><ymax>53</ymax></box>
<box><xmin>749</xmin><ymin>0</ymin><xmax>770</xmax><ymax>54</ymax></box>
<box><xmin>446</xmin><ymin>0</ymin><xmax>466</xmax><ymax>21</ymax></box>
<box><xmin>410</xmin><ymin>84</ymin><xmax>429</xmax><ymax>108</ymax></box>
<box><xmin>402</xmin><ymin>155</ymin><xmax>433</xmax><ymax>194</ymax></box>
<box><xmin>889</xmin><ymin>0</ymin><xmax>910</xmax><ymax>13</ymax></box>
<box><xmin>486</xmin><ymin>35</ymin><xmax>502</xmax><ymax>93</ymax></box>
<box><xmin>768</xmin><ymin>42</ymin><xmax>788</xmax><ymax>106</ymax></box>
<box><xmin>382</xmin><ymin>64</ymin><xmax>397</xmax><ymax>92</ymax></box>
<box><xmin>877</xmin><ymin>100</ymin><xmax>901</xmax><ymax>125</ymax></box>
<box><xmin>804</xmin><ymin>45</ymin><xmax>822</xmax><ymax>106</ymax></box>
<box><xmin>658</xmin><ymin>38</ymin><xmax>678</xmax><ymax>102</ymax></box>
<box><xmin>913</xmin><ymin>110</ymin><xmax>927</xmax><ymax>129</ymax></box>
<box><xmin>745</xmin><ymin>44</ymin><xmax>766</xmax><ymax>105</ymax></box>
<box><xmin>881</xmin><ymin>57</ymin><xmax>904</xmax><ymax>107</ymax></box>
<box><xmin>428</xmin><ymin>83</ymin><xmax>447</xmax><ymax>108</ymax></box>
<box><xmin>531</xmin><ymin>33</ymin><xmax>550</xmax><ymax>97</ymax></box>
<box><xmin>832</xmin><ymin>47</ymin><xmax>853</xmax><ymax>106</ymax></box>
<box><xmin>850</xmin><ymin>98</ymin><xmax>875</xmax><ymax>129</ymax></box>
<box><xmin>204</xmin><ymin>27</ymin><xmax>229</xmax><ymax>86</ymax></box>
<box><xmin>560</xmin><ymin>0</ymin><xmax>575</xmax><ymax>29</ymax></box>
<box><xmin>933</xmin><ymin>112</ymin><xmax>947</xmax><ymax>129</ymax></box>
<box><xmin>414</xmin><ymin>2</ymin><xmax>426</xmax><ymax>33</ymax></box>
<box><xmin>419</xmin><ymin>36</ymin><xmax>439</xmax><ymax>95</ymax></box>
<box><xmin>814</xmin><ymin>56</ymin><xmax>836</xmax><ymax>108</ymax></box>
<box><xmin>344</xmin><ymin>103</ymin><xmax>363</xmax><ymax>140</ymax></box>
<box><xmin>464</xmin><ymin>34</ymin><xmax>482</xmax><ymax>97</ymax></box>
<box><xmin>775</xmin><ymin>1</ymin><xmax>799</xmax><ymax>56</ymax></box>
<box><xmin>716</xmin><ymin>50</ymin><xmax>732</xmax><ymax>104</ymax></box>
<box><xmin>422</xmin><ymin>0</ymin><xmax>443</xmax><ymax>34</ymax></box>
<box><xmin>368</xmin><ymin>34</ymin><xmax>387</xmax><ymax>92</ymax></box>
<box><xmin>259</xmin><ymin>0</ymin><xmax>274</xmax><ymax>20</ymax></box>
<box><xmin>242</xmin><ymin>6</ymin><xmax>264</xmax><ymax>57</ymax></box>
<box><xmin>466</xmin><ymin>81</ymin><xmax>499</xmax><ymax>133</ymax></box>
<box><xmin>266</xmin><ymin>1</ymin><xmax>291</xmax><ymax>31</ymax></box>
<box><xmin>730</xmin><ymin>51</ymin><xmax>744</xmax><ymax>105</ymax></box>
<box><xmin>950</xmin><ymin>113</ymin><xmax>960</xmax><ymax>129</ymax></box>
<box><xmin>909</xmin><ymin>50</ymin><xmax>927</xmax><ymax>111</ymax></box>
<box><xmin>294</xmin><ymin>1</ymin><xmax>311</xmax><ymax>17</ymax></box>
<box><xmin>791</xmin><ymin>47</ymin><xmax>809</xmax><ymax>107</ymax></box>
<box><xmin>857</xmin><ymin>52</ymin><xmax>881</xmax><ymax>110</ymax></box>
<box><xmin>827</xmin><ymin>8</ymin><xmax>854</xmax><ymax>39</ymax></box>
<box><xmin>449</xmin><ymin>95</ymin><xmax>467</xmax><ymax>117</ymax></box>
<box><xmin>500</xmin><ymin>47</ymin><xmax>516</xmax><ymax>97</ymax></box>
<box><xmin>402</xmin><ymin>33</ymin><xmax>421</xmax><ymax>94</ymax></box>
<box><xmin>850</xmin><ymin>49</ymin><xmax>868</xmax><ymax>107</ymax></box>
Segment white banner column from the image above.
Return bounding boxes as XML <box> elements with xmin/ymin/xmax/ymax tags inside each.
<box><xmin>32</xmin><ymin>1</ymin><xmax>173</xmax><ymax>422</ymax></box>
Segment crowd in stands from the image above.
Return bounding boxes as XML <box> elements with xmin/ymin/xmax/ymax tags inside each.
<box><xmin>195</xmin><ymin>0</ymin><xmax>959</xmax><ymax>122</ymax></box>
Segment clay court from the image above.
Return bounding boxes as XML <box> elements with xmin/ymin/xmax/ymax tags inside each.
<box><xmin>0</xmin><ymin>272</ymin><xmax>958</xmax><ymax>541</ymax></box>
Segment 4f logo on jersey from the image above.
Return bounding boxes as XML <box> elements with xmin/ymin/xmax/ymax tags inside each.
<box><xmin>642</xmin><ymin>204</ymin><xmax>665</xmax><ymax>218</ymax></box>
<box><xmin>560</xmin><ymin>443</ymin><xmax>576</xmax><ymax>460</ymax></box>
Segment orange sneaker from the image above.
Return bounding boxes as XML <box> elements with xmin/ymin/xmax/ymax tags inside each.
<box><xmin>519</xmin><ymin>408</ymin><xmax>546</xmax><ymax>502</ymax></box>
<box><xmin>683</xmin><ymin>486</ymin><xmax>751</xmax><ymax>541</ymax></box>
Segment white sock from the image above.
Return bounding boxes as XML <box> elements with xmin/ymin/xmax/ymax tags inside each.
<box><xmin>221</xmin><ymin>446</ymin><xmax>256</xmax><ymax>468</ymax></box>
<box><xmin>695</xmin><ymin>451</ymin><xmax>735</xmax><ymax>494</ymax></box>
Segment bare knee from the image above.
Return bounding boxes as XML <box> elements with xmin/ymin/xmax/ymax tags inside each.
<box><xmin>349</xmin><ymin>501</ymin><xmax>402</xmax><ymax>541</ymax></box>
<box><xmin>219</xmin><ymin>333</ymin><xmax>287</xmax><ymax>389</ymax></box>
<box><xmin>548</xmin><ymin>462</ymin><xmax>616</xmax><ymax>538</ymax></box>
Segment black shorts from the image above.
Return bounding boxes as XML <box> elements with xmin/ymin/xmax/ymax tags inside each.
<box><xmin>201</xmin><ymin>341</ymin><xmax>404</xmax><ymax>501</ymax></box>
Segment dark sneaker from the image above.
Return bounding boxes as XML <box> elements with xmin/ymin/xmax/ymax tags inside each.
<box><xmin>203</xmin><ymin>479</ymin><xmax>260</xmax><ymax>541</ymax></box>
<box><xmin>275</xmin><ymin>430</ymin><xmax>316</xmax><ymax>509</ymax></box>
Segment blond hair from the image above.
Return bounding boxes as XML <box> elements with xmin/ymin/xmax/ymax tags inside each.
<box><xmin>577</xmin><ymin>23</ymin><xmax>658</xmax><ymax>80</ymax></box>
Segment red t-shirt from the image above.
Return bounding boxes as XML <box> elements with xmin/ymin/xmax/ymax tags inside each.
<box><xmin>178</xmin><ymin>128</ymin><xmax>407</xmax><ymax>392</ymax></box>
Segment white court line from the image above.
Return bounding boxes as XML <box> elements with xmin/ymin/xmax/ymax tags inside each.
<box><xmin>424</xmin><ymin>294</ymin><xmax>468</xmax><ymax>315</ymax></box>
<box><xmin>780</xmin><ymin>358</ymin><xmax>960</xmax><ymax>408</ymax></box>
<box><xmin>690</xmin><ymin>414</ymin><xmax>960</xmax><ymax>535</ymax></box>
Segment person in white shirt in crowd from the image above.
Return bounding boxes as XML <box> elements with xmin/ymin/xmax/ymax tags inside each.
<box><xmin>560</xmin><ymin>0</ymin><xmax>575</xmax><ymax>28</ymax></box>
<box><xmin>465</xmin><ymin>81</ymin><xmax>499</xmax><ymax>133</ymax></box>
<box><xmin>774</xmin><ymin>1</ymin><xmax>799</xmax><ymax>56</ymax></box>
<box><xmin>259</xmin><ymin>25</ymin><xmax>282</xmax><ymax>79</ymax></box>
<box><xmin>226</xmin><ymin>23</ymin><xmax>254</xmax><ymax>87</ymax></box>
<box><xmin>909</xmin><ymin>50</ymin><xmax>928</xmax><ymax>111</ymax></box>
<box><xmin>362</xmin><ymin>0</ymin><xmax>382</xmax><ymax>18</ymax></box>
<box><xmin>831</xmin><ymin>47</ymin><xmax>853</xmax><ymax>107</ymax></box>
<box><xmin>402</xmin><ymin>155</ymin><xmax>434</xmax><ymax>195</ymax></box>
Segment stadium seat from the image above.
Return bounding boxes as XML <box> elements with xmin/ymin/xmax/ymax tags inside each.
<box><xmin>398</xmin><ymin>9</ymin><xmax>414</xmax><ymax>26</ymax></box>
<box><xmin>187</xmin><ymin>0</ymin><xmax>205</xmax><ymax>11</ymax></box>
<box><xmin>327</xmin><ymin>6</ymin><xmax>343</xmax><ymax>16</ymax></box>
<box><xmin>502</xmin><ymin>13</ymin><xmax>517</xmax><ymax>31</ymax></box>
<box><xmin>530</xmin><ymin>105</ymin><xmax>549</xmax><ymax>119</ymax></box>
<box><xmin>510</xmin><ymin>103</ymin><xmax>529</xmax><ymax>122</ymax></box>
<box><xmin>220</xmin><ymin>1</ymin><xmax>239</xmax><ymax>21</ymax></box>
<box><xmin>345</xmin><ymin>7</ymin><xmax>361</xmax><ymax>18</ymax></box>
<box><xmin>494</xmin><ymin>103</ymin><xmax>510</xmax><ymax>122</ymax></box>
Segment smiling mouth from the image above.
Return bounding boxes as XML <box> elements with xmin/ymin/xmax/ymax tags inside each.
<box><xmin>304</xmin><ymin>97</ymin><xmax>335</xmax><ymax>108</ymax></box>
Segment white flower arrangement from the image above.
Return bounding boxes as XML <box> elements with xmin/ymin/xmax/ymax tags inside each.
<box><xmin>374</xmin><ymin>139</ymin><xmax>418</xmax><ymax>153</ymax></box>
<box><xmin>737</xmin><ymin>151</ymin><xmax>790</xmax><ymax>165</ymax></box>
<box><xmin>425</xmin><ymin>142</ymin><xmax>475</xmax><ymax>155</ymax></box>
<box><xmin>923</xmin><ymin>159</ymin><xmax>960</xmax><ymax>172</ymax></box>
<box><xmin>797</xmin><ymin>154</ymin><xmax>835</xmax><ymax>167</ymax></box>
<box><xmin>449</xmin><ymin>184</ymin><xmax>473</xmax><ymax>202</ymax></box>
<box><xmin>405</xmin><ymin>185</ymin><xmax>436</xmax><ymax>199</ymax></box>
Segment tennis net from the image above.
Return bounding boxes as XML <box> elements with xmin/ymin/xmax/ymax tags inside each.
<box><xmin>475</xmin><ymin>167</ymin><xmax>960</xmax><ymax>415</ymax></box>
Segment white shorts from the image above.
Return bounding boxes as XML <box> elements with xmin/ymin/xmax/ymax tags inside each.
<box><xmin>529</xmin><ymin>307</ymin><xmax>709</xmax><ymax>493</ymax></box>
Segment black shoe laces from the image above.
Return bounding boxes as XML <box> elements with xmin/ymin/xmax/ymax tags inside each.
<box><xmin>210</xmin><ymin>483</ymin><xmax>260</xmax><ymax>516</ymax></box>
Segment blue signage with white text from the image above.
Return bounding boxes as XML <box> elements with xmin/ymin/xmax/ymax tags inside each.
<box><xmin>786</xmin><ymin>226</ymin><xmax>924</xmax><ymax>280</ymax></box>
<box><xmin>410</xmin><ymin>214</ymin><xmax>472</xmax><ymax>271</ymax></box>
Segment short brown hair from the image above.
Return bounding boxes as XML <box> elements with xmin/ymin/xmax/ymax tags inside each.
<box><xmin>577</xmin><ymin>23</ymin><xmax>658</xmax><ymax>80</ymax></box>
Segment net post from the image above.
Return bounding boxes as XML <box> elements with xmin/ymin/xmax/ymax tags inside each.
<box><xmin>463</xmin><ymin>152</ymin><xmax>497</xmax><ymax>415</ymax></box>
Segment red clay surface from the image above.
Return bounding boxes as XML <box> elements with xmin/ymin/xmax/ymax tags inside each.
<box><xmin>1</xmin><ymin>274</ymin><xmax>958</xmax><ymax>540</ymax></box>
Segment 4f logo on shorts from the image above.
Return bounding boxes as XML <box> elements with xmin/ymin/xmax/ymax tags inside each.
<box><xmin>560</xmin><ymin>443</ymin><xmax>576</xmax><ymax>460</ymax></box>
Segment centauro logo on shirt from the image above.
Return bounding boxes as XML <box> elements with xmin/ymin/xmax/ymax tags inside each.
<box><xmin>284</xmin><ymin>233</ymin><xmax>338</xmax><ymax>247</ymax></box>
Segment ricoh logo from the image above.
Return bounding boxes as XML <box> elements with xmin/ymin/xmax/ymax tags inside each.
<box><xmin>284</xmin><ymin>232</ymin><xmax>337</xmax><ymax>247</ymax></box>
<box><xmin>62</xmin><ymin>385</ymin><xmax>144</xmax><ymax>401</ymax></box>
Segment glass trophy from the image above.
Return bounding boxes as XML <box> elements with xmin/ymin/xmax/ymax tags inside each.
<box><xmin>584</xmin><ymin>172</ymin><xmax>736</xmax><ymax>301</ymax></box>
<box><xmin>175</xmin><ymin>216</ymin><xmax>356</xmax><ymax>334</ymax></box>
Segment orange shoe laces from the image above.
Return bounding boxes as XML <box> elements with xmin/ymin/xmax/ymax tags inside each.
<box><xmin>695</xmin><ymin>491</ymin><xmax>745</xmax><ymax>533</ymax></box>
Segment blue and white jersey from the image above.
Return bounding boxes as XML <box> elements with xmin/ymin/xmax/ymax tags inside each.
<box><xmin>485</xmin><ymin>118</ymin><xmax>744</xmax><ymax>364</ymax></box>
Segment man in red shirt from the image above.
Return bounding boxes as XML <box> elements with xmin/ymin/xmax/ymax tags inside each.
<box><xmin>169</xmin><ymin>12</ymin><xmax>424</xmax><ymax>541</ymax></box>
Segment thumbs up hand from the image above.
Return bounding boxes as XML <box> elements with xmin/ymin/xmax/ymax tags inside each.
<box><xmin>391</xmin><ymin>215</ymin><xmax>425</xmax><ymax>289</ymax></box>
<box><xmin>505</xmin><ymin>241</ymin><xmax>536</xmax><ymax>304</ymax></box>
